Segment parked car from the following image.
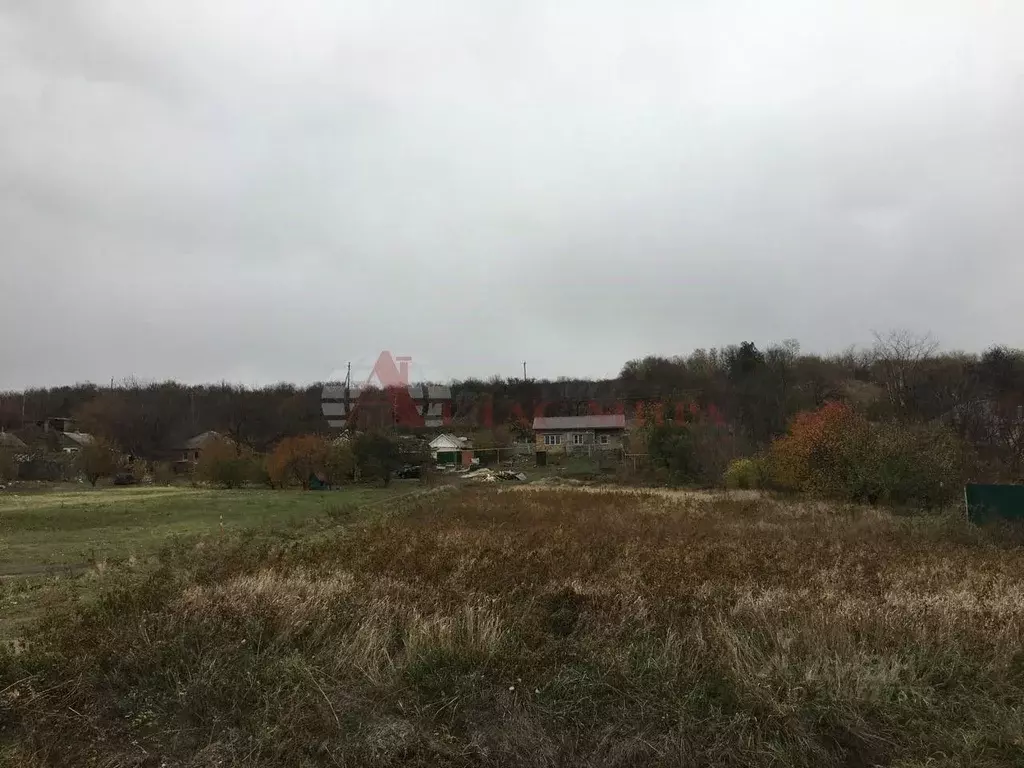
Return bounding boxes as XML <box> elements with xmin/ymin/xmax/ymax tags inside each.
<box><xmin>113</xmin><ymin>472</ymin><xmax>139</xmax><ymax>486</ymax></box>
<box><xmin>396</xmin><ymin>464</ymin><xmax>421</xmax><ymax>479</ymax></box>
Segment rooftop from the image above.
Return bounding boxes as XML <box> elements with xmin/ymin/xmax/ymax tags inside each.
<box><xmin>181</xmin><ymin>431</ymin><xmax>225</xmax><ymax>450</ymax></box>
<box><xmin>532</xmin><ymin>415</ymin><xmax>627</xmax><ymax>431</ymax></box>
<box><xmin>61</xmin><ymin>432</ymin><xmax>95</xmax><ymax>447</ymax></box>
<box><xmin>430</xmin><ymin>433</ymin><xmax>472</xmax><ymax>448</ymax></box>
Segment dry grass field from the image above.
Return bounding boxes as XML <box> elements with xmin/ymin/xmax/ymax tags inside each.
<box><xmin>3</xmin><ymin>486</ymin><xmax>1024</xmax><ymax>766</ymax></box>
<box><xmin>0</xmin><ymin>484</ymin><xmax>413</xmax><ymax>641</ymax></box>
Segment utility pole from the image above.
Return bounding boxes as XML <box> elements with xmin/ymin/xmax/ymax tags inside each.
<box><xmin>343</xmin><ymin>362</ymin><xmax>353</xmax><ymax>431</ymax></box>
<box><xmin>523</xmin><ymin>361</ymin><xmax>528</xmax><ymax>381</ymax></box>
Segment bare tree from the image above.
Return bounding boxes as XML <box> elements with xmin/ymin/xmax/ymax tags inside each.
<box><xmin>871</xmin><ymin>330</ymin><xmax>940</xmax><ymax>415</ymax></box>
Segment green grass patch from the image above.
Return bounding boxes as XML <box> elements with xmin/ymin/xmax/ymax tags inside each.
<box><xmin>0</xmin><ymin>484</ymin><xmax>409</xmax><ymax>572</ymax></box>
<box><xmin>0</xmin><ymin>483</ymin><xmax>415</xmax><ymax>641</ymax></box>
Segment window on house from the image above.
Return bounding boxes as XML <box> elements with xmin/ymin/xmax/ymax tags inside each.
<box><xmin>598</xmin><ymin>434</ymin><xmax>610</xmax><ymax>445</ymax></box>
<box><xmin>572</xmin><ymin>433</ymin><xmax>585</xmax><ymax>445</ymax></box>
<box><xmin>543</xmin><ymin>433</ymin><xmax>561</xmax><ymax>446</ymax></box>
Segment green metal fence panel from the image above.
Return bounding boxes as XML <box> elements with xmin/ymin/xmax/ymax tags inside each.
<box><xmin>965</xmin><ymin>483</ymin><xmax>1024</xmax><ymax>524</ymax></box>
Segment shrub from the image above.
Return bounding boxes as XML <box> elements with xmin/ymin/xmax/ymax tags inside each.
<box><xmin>195</xmin><ymin>436</ymin><xmax>259</xmax><ymax>489</ymax></box>
<box><xmin>765</xmin><ymin>402</ymin><xmax>871</xmax><ymax>494</ymax></box>
<box><xmin>396</xmin><ymin>436</ymin><xmax>431</xmax><ymax>467</ymax></box>
<box><xmin>765</xmin><ymin>402</ymin><xmax>963</xmax><ymax>507</ymax></box>
<box><xmin>250</xmin><ymin>457</ymin><xmax>273</xmax><ymax>488</ymax></box>
<box><xmin>646</xmin><ymin>423</ymin><xmax>696</xmax><ymax>485</ymax></box>
<box><xmin>128</xmin><ymin>459</ymin><xmax>150</xmax><ymax>483</ymax></box>
<box><xmin>352</xmin><ymin>432</ymin><xmax>403</xmax><ymax>486</ymax></box>
<box><xmin>17</xmin><ymin>455</ymin><xmax>69</xmax><ymax>482</ymax></box>
<box><xmin>75</xmin><ymin>436</ymin><xmax>121</xmax><ymax>486</ymax></box>
<box><xmin>647</xmin><ymin>420</ymin><xmax>746</xmax><ymax>487</ymax></box>
<box><xmin>266</xmin><ymin>435</ymin><xmax>329</xmax><ymax>489</ymax></box>
<box><xmin>323</xmin><ymin>442</ymin><xmax>355</xmax><ymax>486</ymax></box>
<box><xmin>865</xmin><ymin>422</ymin><xmax>962</xmax><ymax>507</ymax></box>
<box><xmin>723</xmin><ymin>457</ymin><xmax>765</xmax><ymax>489</ymax></box>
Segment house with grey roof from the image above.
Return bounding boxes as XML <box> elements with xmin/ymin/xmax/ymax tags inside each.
<box><xmin>178</xmin><ymin>431</ymin><xmax>228</xmax><ymax>462</ymax></box>
<box><xmin>59</xmin><ymin>432</ymin><xmax>95</xmax><ymax>453</ymax></box>
<box><xmin>532</xmin><ymin>414</ymin><xmax>627</xmax><ymax>453</ymax></box>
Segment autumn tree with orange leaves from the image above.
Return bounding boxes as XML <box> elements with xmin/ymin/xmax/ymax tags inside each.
<box><xmin>766</xmin><ymin>401</ymin><xmax>960</xmax><ymax>506</ymax></box>
<box><xmin>766</xmin><ymin>402</ymin><xmax>871</xmax><ymax>496</ymax></box>
<box><xmin>266</xmin><ymin>435</ymin><xmax>329</xmax><ymax>489</ymax></box>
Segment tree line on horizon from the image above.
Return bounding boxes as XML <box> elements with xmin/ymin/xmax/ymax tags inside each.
<box><xmin>2</xmin><ymin>331</ymin><xmax>1023</xmax><ymax>481</ymax></box>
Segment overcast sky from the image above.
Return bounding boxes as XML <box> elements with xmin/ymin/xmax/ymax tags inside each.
<box><xmin>2</xmin><ymin>1</ymin><xmax>1022</xmax><ymax>389</ymax></box>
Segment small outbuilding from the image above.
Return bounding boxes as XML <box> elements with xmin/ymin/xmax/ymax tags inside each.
<box><xmin>430</xmin><ymin>433</ymin><xmax>473</xmax><ymax>465</ymax></box>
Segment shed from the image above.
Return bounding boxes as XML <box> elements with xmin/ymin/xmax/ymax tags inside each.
<box><xmin>430</xmin><ymin>433</ymin><xmax>468</xmax><ymax>464</ymax></box>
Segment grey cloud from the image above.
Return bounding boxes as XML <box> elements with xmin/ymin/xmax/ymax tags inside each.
<box><xmin>2</xmin><ymin>1</ymin><xmax>1023</xmax><ymax>388</ymax></box>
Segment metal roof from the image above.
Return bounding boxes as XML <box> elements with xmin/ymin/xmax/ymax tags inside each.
<box><xmin>532</xmin><ymin>415</ymin><xmax>627</xmax><ymax>431</ymax></box>
<box><xmin>429</xmin><ymin>433</ymin><xmax>465</xmax><ymax>449</ymax></box>
<box><xmin>61</xmin><ymin>432</ymin><xmax>95</xmax><ymax>447</ymax></box>
<box><xmin>181</xmin><ymin>431</ymin><xmax>224</xmax><ymax>450</ymax></box>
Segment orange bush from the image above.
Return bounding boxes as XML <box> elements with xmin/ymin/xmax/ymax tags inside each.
<box><xmin>766</xmin><ymin>402</ymin><xmax>871</xmax><ymax>494</ymax></box>
<box><xmin>765</xmin><ymin>402</ymin><xmax>961</xmax><ymax>506</ymax></box>
<box><xmin>195</xmin><ymin>436</ymin><xmax>258</xmax><ymax>488</ymax></box>
<box><xmin>266</xmin><ymin>435</ymin><xmax>329</xmax><ymax>489</ymax></box>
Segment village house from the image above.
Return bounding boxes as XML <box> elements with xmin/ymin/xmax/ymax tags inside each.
<box><xmin>177</xmin><ymin>431</ymin><xmax>227</xmax><ymax>462</ymax></box>
<box><xmin>8</xmin><ymin>419</ymin><xmax>95</xmax><ymax>456</ymax></box>
<box><xmin>45</xmin><ymin>417</ymin><xmax>77</xmax><ymax>434</ymax></box>
<box><xmin>59</xmin><ymin>431</ymin><xmax>95</xmax><ymax>454</ymax></box>
<box><xmin>532</xmin><ymin>415</ymin><xmax>627</xmax><ymax>453</ymax></box>
<box><xmin>429</xmin><ymin>433</ymin><xmax>474</xmax><ymax>466</ymax></box>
